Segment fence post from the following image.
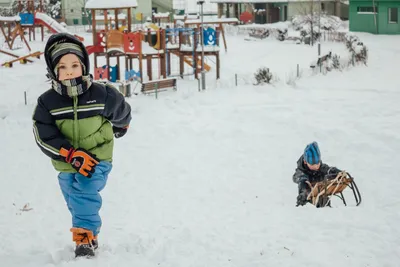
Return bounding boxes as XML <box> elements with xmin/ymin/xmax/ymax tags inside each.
<box><xmin>297</xmin><ymin>64</ymin><xmax>299</xmax><ymax>78</ymax></box>
<box><xmin>198</xmin><ymin>78</ymin><xmax>201</xmax><ymax>92</ymax></box>
<box><xmin>24</xmin><ymin>91</ymin><xmax>27</xmax><ymax>105</ymax></box>
<box><xmin>235</xmin><ymin>74</ymin><xmax>238</xmax><ymax>86</ymax></box>
<box><xmin>155</xmin><ymin>83</ymin><xmax>158</xmax><ymax>99</ymax></box>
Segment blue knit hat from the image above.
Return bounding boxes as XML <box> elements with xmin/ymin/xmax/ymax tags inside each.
<box><xmin>304</xmin><ymin>141</ymin><xmax>321</xmax><ymax>165</ymax></box>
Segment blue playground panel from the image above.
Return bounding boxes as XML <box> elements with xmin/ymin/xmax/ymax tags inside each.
<box><xmin>125</xmin><ymin>69</ymin><xmax>140</xmax><ymax>81</ymax></box>
<box><xmin>19</xmin><ymin>13</ymin><xmax>34</xmax><ymax>25</ymax></box>
<box><xmin>203</xmin><ymin>28</ymin><xmax>216</xmax><ymax>46</ymax></box>
<box><xmin>108</xmin><ymin>65</ymin><xmax>118</xmax><ymax>82</ymax></box>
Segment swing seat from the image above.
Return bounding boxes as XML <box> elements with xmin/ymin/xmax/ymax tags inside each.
<box><xmin>306</xmin><ymin>171</ymin><xmax>362</xmax><ymax>207</ymax></box>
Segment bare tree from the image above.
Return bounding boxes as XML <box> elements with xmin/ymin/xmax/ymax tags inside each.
<box><xmin>294</xmin><ymin>0</ymin><xmax>320</xmax><ymax>46</ymax></box>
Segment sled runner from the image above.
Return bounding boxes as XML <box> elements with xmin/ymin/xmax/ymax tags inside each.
<box><xmin>306</xmin><ymin>171</ymin><xmax>362</xmax><ymax>207</ymax></box>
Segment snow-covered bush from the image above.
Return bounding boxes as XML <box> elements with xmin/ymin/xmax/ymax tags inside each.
<box><xmin>48</xmin><ymin>1</ymin><xmax>61</xmax><ymax>19</ymax></box>
<box><xmin>254</xmin><ymin>67</ymin><xmax>273</xmax><ymax>85</ymax></box>
<box><xmin>345</xmin><ymin>34</ymin><xmax>368</xmax><ymax>65</ymax></box>
<box><xmin>331</xmin><ymin>54</ymin><xmax>341</xmax><ymax>70</ymax></box>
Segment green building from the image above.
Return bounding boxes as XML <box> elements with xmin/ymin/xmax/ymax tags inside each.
<box><xmin>349</xmin><ymin>0</ymin><xmax>400</xmax><ymax>34</ymax></box>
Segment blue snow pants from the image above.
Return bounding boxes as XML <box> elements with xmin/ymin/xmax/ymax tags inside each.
<box><xmin>57</xmin><ymin>161</ymin><xmax>112</xmax><ymax>236</ymax></box>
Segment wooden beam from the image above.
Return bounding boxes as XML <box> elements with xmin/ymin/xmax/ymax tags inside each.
<box><xmin>91</xmin><ymin>9</ymin><xmax>97</xmax><ymax>45</ymax></box>
<box><xmin>115</xmin><ymin>9</ymin><xmax>119</xmax><ymax>30</ymax></box>
<box><xmin>127</xmin><ymin>8</ymin><xmax>132</xmax><ymax>32</ymax></box>
<box><xmin>220</xmin><ymin>23</ymin><xmax>227</xmax><ymax>52</ymax></box>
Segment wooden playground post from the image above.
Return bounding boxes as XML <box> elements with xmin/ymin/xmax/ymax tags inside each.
<box><xmin>106</xmin><ymin>54</ymin><xmax>110</xmax><ymax>79</ymax></box>
<box><xmin>146</xmin><ymin>55</ymin><xmax>152</xmax><ymax>81</ymax></box>
<box><xmin>115</xmin><ymin>9</ymin><xmax>119</xmax><ymax>30</ymax></box>
<box><xmin>91</xmin><ymin>10</ymin><xmax>98</xmax><ymax>70</ymax></box>
<box><xmin>219</xmin><ymin>23</ymin><xmax>228</xmax><ymax>52</ymax></box>
<box><xmin>138</xmin><ymin>30</ymin><xmax>143</xmax><ymax>83</ymax></box>
<box><xmin>216</xmin><ymin>53</ymin><xmax>220</xmax><ymax>79</ymax></box>
<box><xmin>127</xmin><ymin>8</ymin><xmax>132</xmax><ymax>32</ymax></box>
<box><xmin>193</xmin><ymin>28</ymin><xmax>199</xmax><ymax>80</ymax></box>
<box><xmin>104</xmin><ymin>10</ymin><xmax>109</xmax><ymax>32</ymax></box>
<box><xmin>160</xmin><ymin>29</ymin><xmax>166</xmax><ymax>78</ymax></box>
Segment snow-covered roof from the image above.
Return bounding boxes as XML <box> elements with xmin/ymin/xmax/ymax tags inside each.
<box><xmin>185</xmin><ymin>18</ymin><xmax>239</xmax><ymax>24</ymax></box>
<box><xmin>173</xmin><ymin>0</ymin><xmax>217</xmax><ymax>14</ymax></box>
<box><xmin>174</xmin><ymin>15</ymin><xmax>199</xmax><ymax>20</ymax></box>
<box><xmin>210</xmin><ymin>0</ymin><xmax>280</xmax><ymax>2</ymax></box>
<box><xmin>0</xmin><ymin>15</ymin><xmax>21</xmax><ymax>22</ymax></box>
<box><xmin>85</xmin><ymin>0</ymin><xmax>137</xmax><ymax>9</ymax></box>
<box><xmin>95</xmin><ymin>14</ymin><xmax>127</xmax><ymax>21</ymax></box>
<box><xmin>153</xmin><ymin>12</ymin><xmax>170</xmax><ymax>18</ymax></box>
<box><xmin>211</xmin><ymin>0</ymin><xmax>336</xmax><ymax>2</ymax></box>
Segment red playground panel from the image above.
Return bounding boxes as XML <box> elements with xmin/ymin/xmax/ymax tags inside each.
<box><xmin>124</xmin><ymin>32</ymin><xmax>141</xmax><ymax>53</ymax></box>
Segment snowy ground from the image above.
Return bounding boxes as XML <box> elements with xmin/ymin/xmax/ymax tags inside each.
<box><xmin>0</xmin><ymin>26</ymin><xmax>400</xmax><ymax>267</ymax></box>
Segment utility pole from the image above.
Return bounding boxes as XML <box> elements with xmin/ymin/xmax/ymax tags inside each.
<box><xmin>197</xmin><ymin>0</ymin><xmax>206</xmax><ymax>90</ymax></box>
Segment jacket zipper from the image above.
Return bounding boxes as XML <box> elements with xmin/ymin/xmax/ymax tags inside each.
<box><xmin>73</xmin><ymin>96</ymin><xmax>79</xmax><ymax>148</ymax></box>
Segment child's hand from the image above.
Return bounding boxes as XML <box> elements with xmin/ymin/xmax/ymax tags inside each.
<box><xmin>113</xmin><ymin>125</ymin><xmax>129</xmax><ymax>138</ymax></box>
<box><xmin>60</xmin><ymin>147</ymin><xmax>99</xmax><ymax>178</ymax></box>
<box><xmin>296</xmin><ymin>191</ymin><xmax>308</xmax><ymax>206</ymax></box>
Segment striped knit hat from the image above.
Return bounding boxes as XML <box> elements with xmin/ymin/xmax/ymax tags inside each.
<box><xmin>44</xmin><ymin>33</ymin><xmax>90</xmax><ymax>80</ymax></box>
<box><xmin>304</xmin><ymin>141</ymin><xmax>321</xmax><ymax>165</ymax></box>
<box><xmin>50</xmin><ymin>42</ymin><xmax>86</xmax><ymax>77</ymax></box>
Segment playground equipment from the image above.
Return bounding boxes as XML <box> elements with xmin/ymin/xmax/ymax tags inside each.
<box><xmin>85</xmin><ymin>1</ymin><xmax>169</xmax><ymax>89</ymax></box>
<box><xmin>16</xmin><ymin>0</ymin><xmax>83</xmax><ymax>42</ymax></box>
<box><xmin>1</xmin><ymin>51</ymin><xmax>43</xmax><ymax>67</ymax></box>
<box><xmin>84</xmin><ymin>0</ymin><xmax>236</xmax><ymax>96</ymax></box>
<box><xmin>0</xmin><ymin>16</ymin><xmax>31</xmax><ymax>51</ymax></box>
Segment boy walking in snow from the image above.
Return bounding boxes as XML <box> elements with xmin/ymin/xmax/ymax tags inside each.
<box><xmin>32</xmin><ymin>33</ymin><xmax>131</xmax><ymax>257</ymax></box>
<box><xmin>293</xmin><ymin>142</ymin><xmax>341</xmax><ymax>207</ymax></box>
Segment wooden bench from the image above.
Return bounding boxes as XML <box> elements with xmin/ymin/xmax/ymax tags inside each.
<box><xmin>141</xmin><ymin>78</ymin><xmax>177</xmax><ymax>94</ymax></box>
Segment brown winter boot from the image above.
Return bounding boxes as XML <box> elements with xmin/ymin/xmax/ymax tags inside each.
<box><xmin>70</xmin><ymin>227</ymin><xmax>95</xmax><ymax>257</ymax></box>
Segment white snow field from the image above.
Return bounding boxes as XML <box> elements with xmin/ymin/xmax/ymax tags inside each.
<box><xmin>0</xmin><ymin>25</ymin><xmax>399</xmax><ymax>267</ymax></box>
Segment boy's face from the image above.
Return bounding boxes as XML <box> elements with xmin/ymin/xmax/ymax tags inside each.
<box><xmin>58</xmin><ymin>54</ymin><xmax>82</xmax><ymax>81</ymax></box>
<box><xmin>305</xmin><ymin>161</ymin><xmax>321</xmax><ymax>171</ymax></box>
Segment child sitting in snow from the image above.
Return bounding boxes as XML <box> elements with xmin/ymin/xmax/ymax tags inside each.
<box><xmin>293</xmin><ymin>142</ymin><xmax>341</xmax><ymax>207</ymax></box>
<box><xmin>32</xmin><ymin>33</ymin><xmax>131</xmax><ymax>257</ymax></box>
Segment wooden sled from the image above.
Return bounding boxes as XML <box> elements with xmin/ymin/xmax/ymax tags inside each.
<box><xmin>1</xmin><ymin>51</ymin><xmax>43</xmax><ymax>67</ymax></box>
<box><xmin>306</xmin><ymin>171</ymin><xmax>362</xmax><ymax>207</ymax></box>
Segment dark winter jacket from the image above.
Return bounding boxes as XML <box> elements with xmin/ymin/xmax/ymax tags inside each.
<box><xmin>33</xmin><ymin>82</ymin><xmax>131</xmax><ymax>172</ymax></box>
<box><xmin>292</xmin><ymin>155</ymin><xmax>341</xmax><ymax>193</ymax></box>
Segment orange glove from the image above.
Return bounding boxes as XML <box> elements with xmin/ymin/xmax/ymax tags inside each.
<box><xmin>60</xmin><ymin>147</ymin><xmax>99</xmax><ymax>178</ymax></box>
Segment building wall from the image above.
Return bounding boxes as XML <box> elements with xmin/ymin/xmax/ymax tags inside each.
<box><xmin>135</xmin><ymin>0</ymin><xmax>152</xmax><ymax>22</ymax></box>
<box><xmin>288</xmin><ymin>1</ymin><xmax>322</xmax><ymax>19</ymax></box>
<box><xmin>152</xmin><ymin>0</ymin><xmax>173</xmax><ymax>14</ymax></box>
<box><xmin>377</xmin><ymin>1</ymin><xmax>400</xmax><ymax>34</ymax></box>
<box><xmin>349</xmin><ymin>1</ymin><xmax>378</xmax><ymax>33</ymax></box>
<box><xmin>341</xmin><ymin>2</ymin><xmax>349</xmax><ymax>19</ymax></box>
<box><xmin>273</xmin><ymin>3</ymin><xmax>288</xmax><ymax>21</ymax></box>
<box><xmin>0</xmin><ymin>0</ymin><xmax>12</xmax><ymax>8</ymax></box>
<box><xmin>62</xmin><ymin>0</ymin><xmax>85</xmax><ymax>25</ymax></box>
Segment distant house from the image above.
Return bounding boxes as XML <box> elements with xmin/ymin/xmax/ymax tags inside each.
<box><xmin>210</xmin><ymin>0</ymin><xmax>348</xmax><ymax>23</ymax></box>
<box><xmin>349</xmin><ymin>0</ymin><xmax>400</xmax><ymax>34</ymax></box>
<box><xmin>173</xmin><ymin>0</ymin><xmax>217</xmax><ymax>15</ymax></box>
<box><xmin>0</xmin><ymin>0</ymin><xmax>12</xmax><ymax>8</ymax></box>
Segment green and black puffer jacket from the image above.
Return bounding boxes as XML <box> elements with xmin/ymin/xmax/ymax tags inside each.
<box><xmin>32</xmin><ymin>82</ymin><xmax>131</xmax><ymax>172</ymax></box>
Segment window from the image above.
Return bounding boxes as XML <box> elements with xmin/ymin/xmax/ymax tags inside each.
<box><xmin>321</xmin><ymin>3</ymin><xmax>325</xmax><ymax>12</ymax></box>
<box><xmin>70</xmin><ymin>9</ymin><xmax>74</xmax><ymax>13</ymax></box>
<box><xmin>389</xmin><ymin>8</ymin><xmax>398</xmax><ymax>23</ymax></box>
<box><xmin>357</xmin><ymin>6</ymin><xmax>378</xmax><ymax>13</ymax></box>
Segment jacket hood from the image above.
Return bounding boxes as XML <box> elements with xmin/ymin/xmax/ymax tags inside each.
<box><xmin>44</xmin><ymin>33</ymin><xmax>90</xmax><ymax>80</ymax></box>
